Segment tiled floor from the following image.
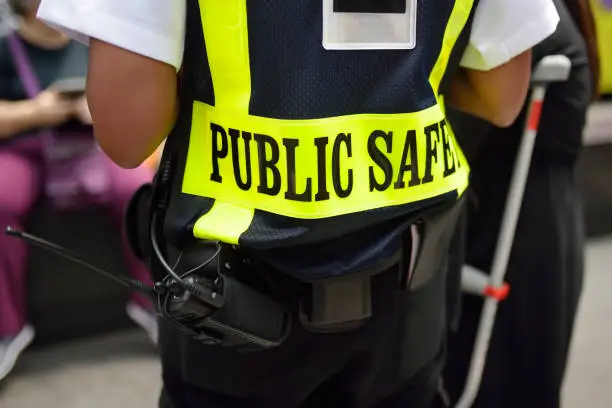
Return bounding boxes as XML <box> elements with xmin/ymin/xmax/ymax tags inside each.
<box><xmin>0</xmin><ymin>331</ymin><xmax>160</xmax><ymax>408</ymax></box>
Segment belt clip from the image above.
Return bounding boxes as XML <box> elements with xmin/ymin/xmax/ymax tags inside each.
<box><xmin>300</xmin><ymin>275</ymin><xmax>372</xmax><ymax>333</ymax></box>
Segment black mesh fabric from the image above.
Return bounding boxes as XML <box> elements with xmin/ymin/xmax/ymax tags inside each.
<box><xmin>190</xmin><ymin>20</ymin><xmax>214</xmax><ymax>107</ymax></box>
<box><xmin>165</xmin><ymin>0</ymin><xmax>477</xmax><ymax>278</ymax></box>
<box><xmin>246</xmin><ymin>0</ymin><xmax>447</xmax><ymax>119</ymax></box>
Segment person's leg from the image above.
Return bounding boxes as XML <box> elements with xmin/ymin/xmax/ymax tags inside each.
<box><xmin>441</xmin><ymin>144</ymin><xmax>522</xmax><ymax>408</ymax></box>
<box><xmin>159</xmin><ymin>265</ymin><xmax>439</xmax><ymax>408</ymax></box>
<box><xmin>557</xmin><ymin>167</ymin><xmax>584</xmax><ymax>392</ymax></box>
<box><xmin>442</xmin><ymin>294</ymin><xmax>515</xmax><ymax>408</ymax></box>
<box><xmin>506</xmin><ymin>165</ymin><xmax>584</xmax><ymax>408</ymax></box>
<box><xmin>301</xmin><ymin>202</ymin><xmax>464</xmax><ymax>408</ymax></box>
<box><xmin>365</xmin><ymin>270</ymin><xmax>448</xmax><ymax>408</ymax></box>
<box><xmin>300</xmin><ymin>250</ymin><xmax>449</xmax><ymax>408</ymax></box>
<box><xmin>158</xmin><ymin>283</ymin><xmax>358</xmax><ymax>408</ymax></box>
<box><xmin>444</xmin><ymin>165</ymin><xmax>581</xmax><ymax>408</ymax></box>
<box><xmin>157</xmin><ymin>252</ymin><xmax>404</xmax><ymax>408</ymax></box>
<box><xmin>0</xmin><ymin>150</ymin><xmax>41</xmax><ymax>380</ymax></box>
<box><xmin>102</xmin><ymin>155</ymin><xmax>157</xmax><ymax>339</ymax></box>
<box><xmin>441</xmin><ymin>183</ymin><xmax>518</xmax><ymax>408</ymax></box>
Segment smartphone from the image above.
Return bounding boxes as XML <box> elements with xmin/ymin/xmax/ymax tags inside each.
<box><xmin>53</xmin><ymin>77</ymin><xmax>87</xmax><ymax>100</ymax></box>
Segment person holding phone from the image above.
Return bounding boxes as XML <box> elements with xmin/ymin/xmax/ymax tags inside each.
<box><xmin>0</xmin><ymin>0</ymin><xmax>158</xmax><ymax>382</ymax></box>
<box><xmin>38</xmin><ymin>0</ymin><xmax>560</xmax><ymax>407</ymax></box>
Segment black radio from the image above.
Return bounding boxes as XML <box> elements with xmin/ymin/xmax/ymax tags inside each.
<box><xmin>5</xmin><ymin>220</ymin><xmax>291</xmax><ymax>352</ymax></box>
<box><xmin>162</xmin><ymin>273</ymin><xmax>290</xmax><ymax>349</ymax></box>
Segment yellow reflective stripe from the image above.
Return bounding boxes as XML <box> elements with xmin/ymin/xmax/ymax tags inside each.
<box><xmin>199</xmin><ymin>0</ymin><xmax>251</xmax><ymax>110</ymax></box>
<box><xmin>195</xmin><ymin>0</ymin><xmax>254</xmax><ymax>242</ymax></box>
<box><xmin>429</xmin><ymin>0</ymin><xmax>474</xmax><ymax>94</ymax></box>
<box><xmin>193</xmin><ymin>202</ymin><xmax>254</xmax><ymax>245</ymax></box>
<box><xmin>183</xmin><ymin>102</ymin><xmax>469</xmax><ymax>220</ymax></box>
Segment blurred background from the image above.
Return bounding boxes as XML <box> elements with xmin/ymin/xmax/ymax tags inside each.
<box><xmin>0</xmin><ymin>1</ymin><xmax>611</xmax><ymax>408</ymax></box>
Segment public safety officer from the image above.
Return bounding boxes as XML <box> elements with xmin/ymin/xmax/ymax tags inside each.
<box><xmin>37</xmin><ymin>0</ymin><xmax>560</xmax><ymax>407</ymax></box>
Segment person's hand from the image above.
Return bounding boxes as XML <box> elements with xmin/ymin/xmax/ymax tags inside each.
<box><xmin>72</xmin><ymin>95</ymin><xmax>93</xmax><ymax>125</ymax></box>
<box><xmin>31</xmin><ymin>88</ymin><xmax>75</xmax><ymax>128</ymax></box>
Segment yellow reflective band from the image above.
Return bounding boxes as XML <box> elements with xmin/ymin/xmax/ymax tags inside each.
<box><xmin>193</xmin><ymin>201</ymin><xmax>254</xmax><ymax>245</ymax></box>
<box><xmin>195</xmin><ymin>0</ymin><xmax>255</xmax><ymax>241</ymax></box>
<box><xmin>183</xmin><ymin>102</ymin><xmax>469</xmax><ymax>220</ymax></box>
<box><xmin>199</xmin><ymin>0</ymin><xmax>251</xmax><ymax>111</ymax></box>
<box><xmin>429</xmin><ymin>0</ymin><xmax>475</xmax><ymax>94</ymax></box>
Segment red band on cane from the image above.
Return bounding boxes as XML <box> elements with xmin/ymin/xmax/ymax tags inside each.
<box><xmin>484</xmin><ymin>283</ymin><xmax>510</xmax><ymax>301</ymax></box>
<box><xmin>527</xmin><ymin>100</ymin><xmax>544</xmax><ymax>131</ymax></box>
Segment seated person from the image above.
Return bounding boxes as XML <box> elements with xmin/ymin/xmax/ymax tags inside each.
<box><xmin>0</xmin><ymin>0</ymin><xmax>157</xmax><ymax>382</ymax></box>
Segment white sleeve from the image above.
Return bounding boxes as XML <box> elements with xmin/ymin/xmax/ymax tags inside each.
<box><xmin>37</xmin><ymin>0</ymin><xmax>186</xmax><ymax>70</ymax></box>
<box><xmin>460</xmin><ymin>0</ymin><xmax>560</xmax><ymax>71</ymax></box>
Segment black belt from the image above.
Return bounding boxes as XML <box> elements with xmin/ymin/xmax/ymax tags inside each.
<box><xmin>217</xmin><ymin>221</ymin><xmax>420</xmax><ymax>334</ymax></box>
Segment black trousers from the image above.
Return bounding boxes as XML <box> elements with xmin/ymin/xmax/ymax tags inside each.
<box><xmin>159</xmin><ymin>266</ymin><xmax>447</xmax><ymax>408</ymax></box>
<box><xmin>443</xmin><ymin>163</ymin><xmax>585</xmax><ymax>408</ymax></box>
<box><xmin>156</xmin><ymin>202</ymin><xmax>465</xmax><ymax>408</ymax></box>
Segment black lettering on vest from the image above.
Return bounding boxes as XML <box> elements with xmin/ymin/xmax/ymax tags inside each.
<box><xmin>284</xmin><ymin>138</ymin><xmax>313</xmax><ymax>202</ymax></box>
<box><xmin>422</xmin><ymin>123</ymin><xmax>440</xmax><ymax>184</ymax></box>
<box><xmin>456</xmin><ymin>148</ymin><xmax>461</xmax><ymax>168</ymax></box>
<box><xmin>368</xmin><ymin>130</ymin><xmax>393</xmax><ymax>192</ymax></box>
<box><xmin>453</xmin><ymin>130</ymin><xmax>462</xmax><ymax>169</ymax></box>
<box><xmin>210</xmin><ymin>123</ymin><xmax>228</xmax><ymax>183</ymax></box>
<box><xmin>332</xmin><ymin>133</ymin><xmax>354</xmax><ymax>198</ymax></box>
<box><xmin>440</xmin><ymin>120</ymin><xmax>456</xmax><ymax>177</ymax></box>
<box><xmin>394</xmin><ymin>129</ymin><xmax>421</xmax><ymax>189</ymax></box>
<box><xmin>314</xmin><ymin>137</ymin><xmax>330</xmax><ymax>201</ymax></box>
<box><xmin>254</xmin><ymin>134</ymin><xmax>281</xmax><ymax>196</ymax></box>
<box><xmin>228</xmin><ymin>128</ymin><xmax>252</xmax><ymax>190</ymax></box>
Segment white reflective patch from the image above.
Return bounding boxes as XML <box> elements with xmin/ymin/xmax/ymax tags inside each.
<box><xmin>322</xmin><ymin>0</ymin><xmax>418</xmax><ymax>50</ymax></box>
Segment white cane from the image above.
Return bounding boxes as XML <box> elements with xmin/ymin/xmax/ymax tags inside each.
<box><xmin>455</xmin><ymin>54</ymin><xmax>572</xmax><ymax>408</ymax></box>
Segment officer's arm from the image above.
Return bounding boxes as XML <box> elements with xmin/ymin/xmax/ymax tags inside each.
<box><xmin>85</xmin><ymin>39</ymin><xmax>178</xmax><ymax>169</ymax></box>
<box><xmin>447</xmin><ymin>49</ymin><xmax>532</xmax><ymax>127</ymax></box>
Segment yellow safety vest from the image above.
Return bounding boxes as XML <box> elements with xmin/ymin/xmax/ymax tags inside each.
<box><xmin>181</xmin><ymin>0</ymin><xmax>473</xmax><ymax>245</ymax></box>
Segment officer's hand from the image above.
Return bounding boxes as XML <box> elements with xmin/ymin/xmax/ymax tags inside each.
<box><xmin>72</xmin><ymin>95</ymin><xmax>93</xmax><ymax>125</ymax></box>
<box><xmin>32</xmin><ymin>89</ymin><xmax>75</xmax><ymax>128</ymax></box>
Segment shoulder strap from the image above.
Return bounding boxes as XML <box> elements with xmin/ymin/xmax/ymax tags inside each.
<box><xmin>6</xmin><ymin>32</ymin><xmax>41</xmax><ymax>98</ymax></box>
